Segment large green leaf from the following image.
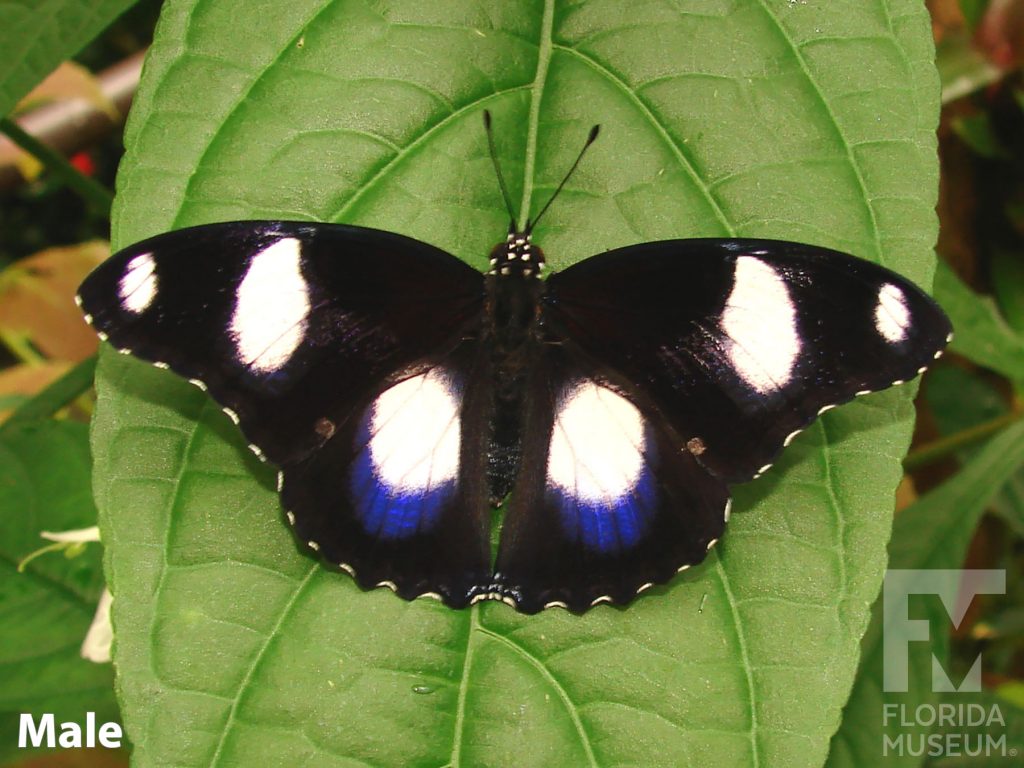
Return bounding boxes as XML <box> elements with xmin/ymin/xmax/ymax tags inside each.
<box><xmin>0</xmin><ymin>0</ymin><xmax>139</xmax><ymax>120</ymax></box>
<box><xmin>0</xmin><ymin>420</ymin><xmax>117</xmax><ymax>762</ymax></box>
<box><xmin>93</xmin><ymin>1</ymin><xmax>941</xmax><ymax>765</ymax></box>
<box><xmin>825</xmin><ymin>418</ymin><xmax>1024</xmax><ymax>768</ymax></box>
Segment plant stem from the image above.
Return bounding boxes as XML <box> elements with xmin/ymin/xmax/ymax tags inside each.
<box><xmin>0</xmin><ymin>329</ymin><xmax>44</xmax><ymax>365</ymax></box>
<box><xmin>16</xmin><ymin>541</ymin><xmax>69</xmax><ymax>572</ymax></box>
<box><xmin>1</xmin><ymin>355</ymin><xmax>97</xmax><ymax>431</ymax></box>
<box><xmin>0</xmin><ymin>117</ymin><xmax>113</xmax><ymax>217</ymax></box>
<box><xmin>904</xmin><ymin>410</ymin><xmax>1024</xmax><ymax>471</ymax></box>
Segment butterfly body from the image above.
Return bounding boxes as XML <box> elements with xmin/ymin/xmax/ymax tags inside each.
<box><xmin>79</xmin><ymin>220</ymin><xmax>951</xmax><ymax>613</ymax></box>
<box><xmin>482</xmin><ymin>232</ymin><xmax>545</xmax><ymax>503</ymax></box>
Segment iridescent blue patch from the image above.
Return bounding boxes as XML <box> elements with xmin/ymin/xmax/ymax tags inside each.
<box><xmin>349</xmin><ymin>416</ymin><xmax>455</xmax><ymax>539</ymax></box>
<box><xmin>549</xmin><ymin>465</ymin><xmax>657</xmax><ymax>553</ymax></box>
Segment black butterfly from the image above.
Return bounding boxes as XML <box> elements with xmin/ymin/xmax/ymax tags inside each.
<box><xmin>78</xmin><ymin>117</ymin><xmax>951</xmax><ymax>614</ymax></box>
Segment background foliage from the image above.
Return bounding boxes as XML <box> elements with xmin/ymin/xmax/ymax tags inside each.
<box><xmin>0</xmin><ymin>1</ymin><xmax>1022</xmax><ymax>767</ymax></box>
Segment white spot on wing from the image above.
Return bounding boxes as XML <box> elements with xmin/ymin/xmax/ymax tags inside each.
<box><xmin>368</xmin><ymin>370</ymin><xmax>461</xmax><ymax>493</ymax></box>
<box><xmin>547</xmin><ymin>381</ymin><xmax>645</xmax><ymax>503</ymax></box>
<box><xmin>230</xmin><ymin>238</ymin><xmax>309</xmax><ymax>373</ymax></box>
<box><xmin>721</xmin><ymin>256</ymin><xmax>800</xmax><ymax>393</ymax></box>
<box><xmin>119</xmin><ymin>253</ymin><xmax>157</xmax><ymax>314</ymax></box>
<box><xmin>875</xmin><ymin>282</ymin><xmax>911</xmax><ymax>343</ymax></box>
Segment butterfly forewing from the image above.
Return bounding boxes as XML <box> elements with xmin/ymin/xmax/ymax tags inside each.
<box><xmin>543</xmin><ymin>239</ymin><xmax>952</xmax><ymax>484</ymax></box>
<box><xmin>79</xmin><ymin>221</ymin><xmax>495</xmax><ymax>606</ymax></box>
<box><xmin>78</xmin><ymin>222</ymin><xmax>486</xmax><ymax>467</ymax></box>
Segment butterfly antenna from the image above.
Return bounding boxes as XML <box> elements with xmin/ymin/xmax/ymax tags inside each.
<box><xmin>483</xmin><ymin>110</ymin><xmax>518</xmax><ymax>231</ymax></box>
<box><xmin>526</xmin><ymin>124</ymin><xmax>600</xmax><ymax>234</ymax></box>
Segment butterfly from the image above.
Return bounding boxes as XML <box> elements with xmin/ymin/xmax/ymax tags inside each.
<box><xmin>77</xmin><ymin>115</ymin><xmax>952</xmax><ymax>614</ymax></box>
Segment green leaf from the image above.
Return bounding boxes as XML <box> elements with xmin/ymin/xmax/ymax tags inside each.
<box><xmin>924</xmin><ymin>690</ymin><xmax>1024</xmax><ymax>767</ymax></box>
<box><xmin>826</xmin><ymin>418</ymin><xmax>1024</xmax><ymax>768</ymax></box>
<box><xmin>926</xmin><ymin>365</ymin><xmax>1008</xmax><ymax>438</ymax></box>
<box><xmin>0</xmin><ymin>420</ymin><xmax>117</xmax><ymax>762</ymax></box>
<box><xmin>0</xmin><ymin>0</ymin><xmax>140</xmax><ymax>120</ymax></box>
<box><xmin>990</xmin><ymin>249</ymin><xmax>1024</xmax><ymax>335</ymax></box>
<box><xmin>934</xmin><ymin>260</ymin><xmax>1024</xmax><ymax>383</ymax></box>
<box><xmin>95</xmin><ymin>1</ymin><xmax>942</xmax><ymax>765</ymax></box>
<box><xmin>925</xmin><ymin>366</ymin><xmax>1024</xmax><ymax>535</ymax></box>
<box><xmin>0</xmin><ymin>355</ymin><xmax>97</xmax><ymax>433</ymax></box>
<box><xmin>951</xmin><ymin>113</ymin><xmax>1009</xmax><ymax>158</ymax></box>
<box><xmin>958</xmin><ymin>0</ymin><xmax>992</xmax><ymax>32</ymax></box>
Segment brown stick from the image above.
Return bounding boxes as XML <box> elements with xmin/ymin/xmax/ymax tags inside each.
<box><xmin>0</xmin><ymin>50</ymin><xmax>145</xmax><ymax>190</ymax></box>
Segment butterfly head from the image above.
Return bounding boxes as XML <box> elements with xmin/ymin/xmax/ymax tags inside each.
<box><xmin>482</xmin><ymin>111</ymin><xmax>598</xmax><ymax>282</ymax></box>
<box><xmin>487</xmin><ymin>229</ymin><xmax>546</xmax><ymax>279</ymax></box>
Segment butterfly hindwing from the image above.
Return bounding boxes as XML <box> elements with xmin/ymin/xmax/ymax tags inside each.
<box><xmin>282</xmin><ymin>342</ymin><xmax>492</xmax><ymax>607</ymax></box>
<box><xmin>494</xmin><ymin>345</ymin><xmax>729</xmax><ymax>613</ymax></box>
<box><xmin>78</xmin><ymin>221</ymin><xmax>485</xmax><ymax>466</ymax></box>
<box><xmin>544</xmin><ymin>239</ymin><xmax>952</xmax><ymax>483</ymax></box>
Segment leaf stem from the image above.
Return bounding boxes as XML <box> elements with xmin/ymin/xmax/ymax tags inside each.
<box><xmin>0</xmin><ymin>117</ymin><xmax>113</xmax><ymax>217</ymax></box>
<box><xmin>16</xmin><ymin>541</ymin><xmax>67</xmax><ymax>573</ymax></box>
<box><xmin>2</xmin><ymin>355</ymin><xmax>97</xmax><ymax>431</ymax></box>
<box><xmin>904</xmin><ymin>409</ymin><xmax>1024</xmax><ymax>471</ymax></box>
<box><xmin>0</xmin><ymin>329</ymin><xmax>44</xmax><ymax>364</ymax></box>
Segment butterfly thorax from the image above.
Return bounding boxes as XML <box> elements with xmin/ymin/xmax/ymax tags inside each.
<box><xmin>487</xmin><ymin>231</ymin><xmax>544</xmax><ymax>278</ymax></box>
<box><xmin>485</xmin><ymin>231</ymin><xmax>545</xmax><ymax>354</ymax></box>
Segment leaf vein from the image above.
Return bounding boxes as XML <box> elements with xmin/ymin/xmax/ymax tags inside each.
<box><xmin>477</xmin><ymin>625</ymin><xmax>599</xmax><ymax>768</ymax></box>
<box><xmin>207</xmin><ymin>565</ymin><xmax>319</xmax><ymax>767</ymax></box>
<box><xmin>553</xmin><ymin>44</ymin><xmax>735</xmax><ymax>236</ymax></box>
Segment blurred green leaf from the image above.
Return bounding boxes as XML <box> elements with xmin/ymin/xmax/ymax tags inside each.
<box><xmin>925</xmin><ymin>690</ymin><xmax>1024</xmax><ymax>767</ymax></box>
<box><xmin>0</xmin><ymin>394</ymin><xmax>27</xmax><ymax>411</ymax></box>
<box><xmin>990</xmin><ymin>472</ymin><xmax>1024</xmax><ymax>536</ymax></box>
<box><xmin>0</xmin><ymin>356</ymin><xmax>97</xmax><ymax>433</ymax></box>
<box><xmin>952</xmin><ymin>113</ymin><xmax>1010</xmax><ymax>158</ymax></box>
<box><xmin>94</xmin><ymin>1</ymin><xmax>943</xmax><ymax>765</ymax></box>
<box><xmin>997</xmin><ymin>682</ymin><xmax>1024</xmax><ymax>709</ymax></box>
<box><xmin>925</xmin><ymin>365</ymin><xmax>1024</xmax><ymax>534</ymax></box>
<box><xmin>0</xmin><ymin>421</ymin><xmax>117</xmax><ymax>762</ymax></box>
<box><xmin>959</xmin><ymin>0</ymin><xmax>992</xmax><ymax>31</ymax></box>
<box><xmin>0</xmin><ymin>0</ymin><xmax>140</xmax><ymax>120</ymax></box>
<box><xmin>826</xmin><ymin>418</ymin><xmax>1024</xmax><ymax>768</ymax></box>
<box><xmin>990</xmin><ymin>249</ymin><xmax>1024</xmax><ymax>335</ymax></box>
<box><xmin>934</xmin><ymin>260</ymin><xmax>1024</xmax><ymax>382</ymax></box>
<box><xmin>927</xmin><ymin>365</ymin><xmax>1007</xmax><ymax>437</ymax></box>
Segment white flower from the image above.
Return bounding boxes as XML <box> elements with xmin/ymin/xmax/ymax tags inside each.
<box><xmin>31</xmin><ymin>526</ymin><xmax>112</xmax><ymax>663</ymax></box>
<box><xmin>81</xmin><ymin>588</ymin><xmax>113</xmax><ymax>663</ymax></box>
<box><xmin>40</xmin><ymin>525</ymin><xmax>100</xmax><ymax>544</ymax></box>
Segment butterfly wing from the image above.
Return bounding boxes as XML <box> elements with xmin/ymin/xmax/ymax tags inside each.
<box><xmin>78</xmin><ymin>221</ymin><xmax>485</xmax><ymax>466</ymax></box>
<box><xmin>282</xmin><ymin>341</ymin><xmax>493</xmax><ymax>606</ymax></box>
<box><xmin>79</xmin><ymin>221</ymin><xmax>492</xmax><ymax>604</ymax></box>
<box><xmin>494</xmin><ymin>344</ymin><xmax>730</xmax><ymax>614</ymax></box>
<box><xmin>543</xmin><ymin>239</ymin><xmax>952</xmax><ymax>483</ymax></box>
